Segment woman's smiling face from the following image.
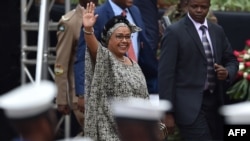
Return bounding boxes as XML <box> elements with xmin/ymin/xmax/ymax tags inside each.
<box><xmin>108</xmin><ymin>26</ymin><xmax>132</xmax><ymax>56</ymax></box>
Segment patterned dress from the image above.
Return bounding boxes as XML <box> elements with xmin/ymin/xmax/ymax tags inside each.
<box><xmin>84</xmin><ymin>43</ymin><xmax>149</xmax><ymax>141</ymax></box>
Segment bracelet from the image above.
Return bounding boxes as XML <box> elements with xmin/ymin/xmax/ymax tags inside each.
<box><xmin>78</xmin><ymin>96</ymin><xmax>84</xmax><ymax>99</ymax></box>
<box><xmin>77</xmin><ymin>94</ymin><xmax>84</xmax><ymax>98</ymax></box>
<box><xmin>83</xmin><ymin>27</ymin><xmax>94</xmax><ymax>35</ymax></box>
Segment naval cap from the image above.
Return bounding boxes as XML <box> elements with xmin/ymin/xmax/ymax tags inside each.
<box><xmin>219</xmin><ymin>102</ymin><xmax>250</xmax><ymax>125</ymax></box>
<box><xmin>56</xmin><ymin>137</ymin><xmax>93</xmax><ymax>141</ymax></box>
<box><xmin>0</xmin><ymin>80</ymin><xmax>57</xmax><ymax>119</ymax></box>
<box><xmin>112</xmin><ymin>96</ymin><xmax>171</xmax><ymax>120</ymax></box>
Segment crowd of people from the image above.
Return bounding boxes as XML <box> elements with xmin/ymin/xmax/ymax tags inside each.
<box><xmin>0</xmin><ymin>0</ymin><xmax>240</xmax><ymax>141</ymax></box>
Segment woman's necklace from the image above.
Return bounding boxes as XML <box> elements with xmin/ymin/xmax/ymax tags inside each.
<box><xmin>117</xmin><ymin>56</ymin><xmax>125</xmax><ymax>62</ymax></box>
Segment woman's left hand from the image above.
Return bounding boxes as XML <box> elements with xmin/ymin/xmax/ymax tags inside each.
<box><xmin>82</xmin><ymin>2</ymin><xmax>98</xmax><ymax>28</ymax></box>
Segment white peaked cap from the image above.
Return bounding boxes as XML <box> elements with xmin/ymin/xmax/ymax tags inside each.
<box><xmin>0</xmin><ymin>80</ymin><xmax>57</xmax><ymax>119</ymax></box>
<box><xmin>219</xmin><ymin>102</ymin><xmax>250</xmax><ymax>125</ymax></box>
<box><xmin>112</xmin><ymin>96</ymin><xmax>172</xmax><ymax>120</ymax></box>
<box><xmin>56</xmin><ymin>137</ymin><xmax>93</xmax><ymax>141</ymax></box>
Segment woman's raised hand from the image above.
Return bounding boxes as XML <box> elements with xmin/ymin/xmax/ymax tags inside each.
<box><xmin>82</xmin><ymin>2</ymin><xmax>98</xmax><ymax>28</ymax></box>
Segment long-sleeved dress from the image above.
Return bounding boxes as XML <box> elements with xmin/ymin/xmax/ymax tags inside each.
<box><xmin>84</xmin><ymin>43</ymin><xmax>149</xmax><ymax>141</ymax></box>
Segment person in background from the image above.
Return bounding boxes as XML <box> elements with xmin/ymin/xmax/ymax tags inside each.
<box><xmin>0</xmin><ymin>81</ymin><xmax>57</xmax><ymax>141</ymax></box>
<box><xmin>74</xmin><ymin>0</ymin><xmax>159</xmax><ymax>105</ymax></box>
<box><xmin>161</xmin><ymin>0</ymin><xmax>188</xmax><ymax>25</ymax></box>
<box><xmin>157</xmin><ymin>0</ymin><xmax>169</xmax><ymax>9</ymax></box>
<box><xmin>158</xmin><ymin>0</ymin><xmax>238</xmax><ymax>140</ymax></box>
<box><xmin>134</xmin><ymin>0</ymin><xmax>159</xmax><ymax>54</ymax></box>
<box><xmin>54</xmin><ymin>0</ymin><xmax>98</xmax><ymax>136</ymax></box>
<box><xmin>82</xmin><ymin>2</ymin><xmax>150</xmax><ymax>140</ymax></box>
<box><xmin>160</xmin><ymin>0</ymin><xmax>217</xmax><ymax>36</ymax></box>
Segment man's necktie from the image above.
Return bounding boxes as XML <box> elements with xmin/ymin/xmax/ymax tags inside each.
<box><xmin>121</xmin><ymin>9</ymin><xmax>137</xmax><ymax>62</ymax></box>
<box><xmin>200</xmin><ymin>25</ymin><xmax>215</xmax><ymax>91</ymax></box>
<box><xmin>121</xmin><ymin>9</ymin><xmax>126</xmax><ymax>17</ymax></box>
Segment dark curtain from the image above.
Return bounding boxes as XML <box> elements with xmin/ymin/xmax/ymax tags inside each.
<box><xmin>214</xmin><ymin>11</ymin><xmax>250</xmax><ymax>51</ymax></box>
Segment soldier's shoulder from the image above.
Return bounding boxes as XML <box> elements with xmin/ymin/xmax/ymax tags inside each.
<box><xmin>207</xmin><ymin>10</ymin><xmax>218</xmax><ymax>24</ymax></box>
<box><xmin>61</xmin><ymin>9</ymin><xmax>76</xmax><ymax>22</ymax></box>
<box><xmin>57</xmin><ymin>9</ymin><xmax>77</xmax><ymax>31</ymax></box>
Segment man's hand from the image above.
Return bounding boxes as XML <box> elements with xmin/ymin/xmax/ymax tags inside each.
<box><xmin>214</xmin><ymin>63</ymin><xmax>229</xmax><ymax>80</ymax></box>
<box><xmin>77</xmin><ymin>97</ymin><xmax>85</xmax><ymax>113</ymax></box>
<box><xmin>57</xmin><ymin>105</ymin><xmax>71</xmax><ymax>115</ymax></box>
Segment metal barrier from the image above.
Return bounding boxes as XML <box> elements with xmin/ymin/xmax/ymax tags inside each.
<box><xmin>20</xmin><ymin>0</ymin><xmax>72</xmax><ymax>139</ymax></box>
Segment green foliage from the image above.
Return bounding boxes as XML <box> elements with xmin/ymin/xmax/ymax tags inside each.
<box><xmin>71</xmin><ymin>0</ymin><xmax>78</xmax><ymax>4</ymax></box>
<box><xmin>161</xmin><ymin>0</ymin><xmax>250</xmax><ymax>11</ymax></box>
<box><xmin>98</xmin><ymin>0</ymin><xmax>105</xmax><ymax>4</ymax></box>
<box><xmin>167</xmin><ymin>127</ymin><xmax>182</xmax><ymax>141</ymax></box>
<box><xmin>163</xmin><ymin>0</ymin><xmax>179</xmax><ymax>5</ymax></box>
<box><xmin>211</xmin><ymin>0</ymin><xmax>250</xmax><ymax>12</ymax></box>
<box><xmin>227</xmin><ymin>79</ymin><xmax>250</xmax><ymax>100</ymax></box>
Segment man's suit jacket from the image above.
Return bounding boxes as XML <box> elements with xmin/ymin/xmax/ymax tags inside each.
<box><xmin>74</xmin><ymin>1</ymin><xmax>158</xmax><ymax>95</ymax></box>
<box><xmin>134</xmin><ymin>0</ymin><xmax>159</xmax><ymax>53</ymax></box>
<box><xmin>159</xmin><ymin>15</ymin><xmax>238</xmax><ymax>125</ymax></box>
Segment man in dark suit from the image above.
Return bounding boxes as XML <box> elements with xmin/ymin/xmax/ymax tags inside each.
<box><xmin>74</xmin><ymin>0</ymin><xmax>158</xmax><ymax>99</ymax></box>
<box><xmin>134</xmin><ymin>0</ymin><xmax>159</xmax><ymax>54</ymax></box>
<box><xmin>158</xmin><ymin>0</ymin><xmax>238</xmax><ymax>140</ymax></box>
